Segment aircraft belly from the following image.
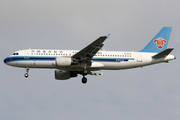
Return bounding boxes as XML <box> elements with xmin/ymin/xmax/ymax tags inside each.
<box><xmin>99</xmin><ymin>62</ymin><xmax>135</xmax><ymax>70</ymax></box>
<box><xmin>6</xmin><ymin>61</ymin><xmax>18</xmax><ymax>67</ymax></box>
<box><xmin>32</xmin><ymin>61</ymin><xmax>56</xmax><ymax>68</ymax></box>
<box><xmin>99</xmin><ymin>59</ymin><xmax>151</xmax><ymax>70</ymax></box>
<box><xmin>14</xmin><ymin>61</ymin><xmax>56</xmax><ymax>68</ymax></box>
<box><xmin>56</xmin><ymin>65</ymin><xmax>102</xmax><ymax>71</ymax></box>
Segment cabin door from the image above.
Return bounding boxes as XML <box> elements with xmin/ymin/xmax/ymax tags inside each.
<box><xmin>137</xmin><ymin>53</ymin><xmax>142</xmax><ymax>62</ymax></box>
<box><xmin>24</xmin><ymin>49</ymin><xmax>30</xmax><ymax>59</ymax></box>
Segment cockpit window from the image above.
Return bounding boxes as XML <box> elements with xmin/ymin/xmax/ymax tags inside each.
<box><xmin>13</xmin><ymin>53</ymin><xmax>19</xmax><ymax>55</ymax></box>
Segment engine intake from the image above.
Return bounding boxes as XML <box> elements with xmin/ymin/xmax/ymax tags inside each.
<box><xmin>55</xmin><ymin>70</ymin><xmax>77</xmax><ymax>80</ymax></box>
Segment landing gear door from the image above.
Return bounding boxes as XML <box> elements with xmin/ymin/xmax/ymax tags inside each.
<box><xmin>137</xmin><ymin>53</ymin><xmax>142</xmax><ymax>62</ymax></box>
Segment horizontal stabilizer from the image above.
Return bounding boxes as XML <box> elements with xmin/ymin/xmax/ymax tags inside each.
<box><xmin>152</xmin><ymin>48</ymin><xmax>174</xmax><ymax>59</ymax></box>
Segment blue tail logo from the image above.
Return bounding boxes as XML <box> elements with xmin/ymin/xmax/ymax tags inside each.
<box><xmin>140</xmin><ymin>27</ymin><xmax>172</xmax><ymax>53</ymax></box>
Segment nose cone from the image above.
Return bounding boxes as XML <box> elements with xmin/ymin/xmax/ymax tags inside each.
<box><xmin>4</xmin><ymin>57</ymin><xmax>7</xmax><ymax>64</ymax></box>
<box><xmin>4</xmin><ymin>57</ymin><xmax>11</xmax><ymax>65</ymax></box>
<box><xmin>3</xmin><ymin>57</ymin><xmax>17</xmax><ymax>67</ymax></box>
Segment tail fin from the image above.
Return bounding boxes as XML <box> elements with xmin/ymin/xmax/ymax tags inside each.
<box><xmin>140</xmin><ymin>27</ymin><xmax>172</xmax><ymax>53</ymax></box>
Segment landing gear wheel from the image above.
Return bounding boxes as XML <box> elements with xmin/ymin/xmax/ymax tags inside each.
<box><xmin>24</xmin><ymin>67</ymin><xmax>29</xmax><ymax>78</ymax></box>
<box><xmin>82</xmin><ymin>77</ymin><xmax>87</xmax><ymax>84</ymax></box>
<box><xmin>24</xmin><ymin>73</ymin><xmax>29</xmax><ymax>78</ymax></box>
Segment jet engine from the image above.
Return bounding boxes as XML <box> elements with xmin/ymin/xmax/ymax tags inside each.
<box><xmin>55</xmin><ymin>57</ymin><xmax>79</xmax><ymax>67</ymax></box>
<box><xmin>55</xmin><ymin>70</ymin><xmax>77</xmax><ymax>80</ymax></box>
<box><xmin>56</xmin><ymin>57</ymin><xmax>72</xmax><ymax>67</ymax></box>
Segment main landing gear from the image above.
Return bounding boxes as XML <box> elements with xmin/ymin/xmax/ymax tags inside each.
<box><xmin>24</xmin><ymin>67</ymin><xmax>29</xmax><ymax>78</ymax></box>
<box><xmin>82</xmin><ymin>76</ymin><xmax>87</xmax><ymax>84</ymax></box>
<box><xmin>81</xmin><ymin>68</ymin><xmax>88</xmax><ymax>84</ymax></box>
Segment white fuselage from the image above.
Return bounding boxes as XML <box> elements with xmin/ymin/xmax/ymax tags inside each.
<box><xmin>4</xmin><ymin>49</ymin><xmax>175</xmax><ymax>71</ymax></box>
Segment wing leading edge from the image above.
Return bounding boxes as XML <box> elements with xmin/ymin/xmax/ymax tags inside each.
<box><xmin>72</xmin><ymin>35</ymin><xmax>108</xmax><ymax>66</ymax></box>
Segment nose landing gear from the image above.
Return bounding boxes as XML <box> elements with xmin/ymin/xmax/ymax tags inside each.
<box><xmin>24</xmin><ymin>68</ymin><xmax>29</xmax><ymax>78</ymax></box>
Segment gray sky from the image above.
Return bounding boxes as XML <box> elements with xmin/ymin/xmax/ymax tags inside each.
<box><xmin>0</xmin><ymin>0</ymin><xmax>180</xmax><ymax>120</ymax></box>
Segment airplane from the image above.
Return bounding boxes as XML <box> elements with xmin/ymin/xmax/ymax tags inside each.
<box><xmin>4</xmin><ymin>27</ymin><xmax>176</xmax><ymax>84</ymax></box>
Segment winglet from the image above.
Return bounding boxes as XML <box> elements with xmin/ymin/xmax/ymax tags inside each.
<box><xmin>106</xmin><ymin>34</ymin><xmax>111</xmax><ymax>39</ymax></box>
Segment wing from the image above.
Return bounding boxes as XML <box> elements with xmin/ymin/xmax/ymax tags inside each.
<box><xmin>72</xmin><ymin>35</ymin><xmax>108</xmax><ymax>66</ymax></box>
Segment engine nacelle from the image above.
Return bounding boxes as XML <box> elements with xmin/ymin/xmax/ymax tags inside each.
<box><xmin>56</xmin><ymin>57</ymin><xmax>72</xmax><ymax>67</ymax></box>
<box><xmin>55</xmin><ymin>70</ymin><xmax>77</xmax><ymax>80</ymax></box>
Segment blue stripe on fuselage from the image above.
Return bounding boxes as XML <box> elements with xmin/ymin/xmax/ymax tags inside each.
<box><xmin>4</xmin><ymin>56</ymin><xmax>134</xmax><ymax>63</ymax></box>
<box><xmin>93</xmin><ymin>58</ymin><xmax>134</xmax><ymax>62</ymax></box>
<box><xmin>4</xmin><ymin>56</ymin><xmax>56</xmax><ymax>63</ymax></box>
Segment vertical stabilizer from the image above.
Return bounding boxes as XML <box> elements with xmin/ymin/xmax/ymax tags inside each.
<box><xmin>140</xmin><ymin>27</ymin><xmax>172</xmax><ymax>53</ymax></box>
